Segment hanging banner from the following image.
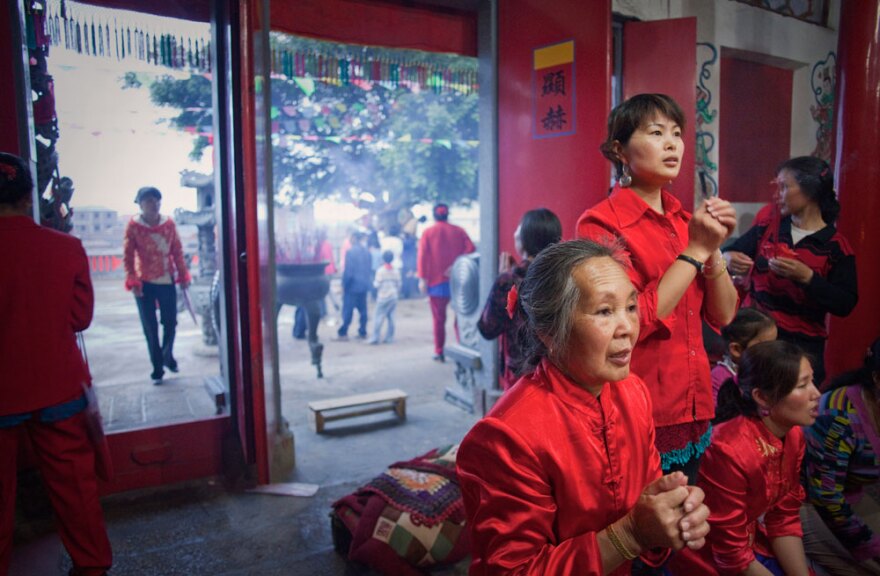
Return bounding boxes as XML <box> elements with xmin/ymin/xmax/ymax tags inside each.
<box><xmin>532</xmin><ymin>40</ymin><xmax>576</xmax><ymax>139</ymax></box>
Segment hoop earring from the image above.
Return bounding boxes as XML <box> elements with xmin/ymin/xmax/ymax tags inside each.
<box><xmin>619</xmin><ymin>164</ymin><xmax>632</xmax><ymax>188</ymax></box>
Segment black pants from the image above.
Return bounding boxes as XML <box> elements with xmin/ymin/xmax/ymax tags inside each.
<box><xmin>338</xmin><ymin>291</ymin><xmax>367</xmax><ymax>337</ymax></box>
<box><xmin>135</xmin><ymin>282</ymin><xmax>177</xmax><ymax>379</ymax></box>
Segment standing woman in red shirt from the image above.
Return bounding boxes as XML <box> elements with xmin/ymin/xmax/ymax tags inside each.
<box><xmin>123</xmin><ymin>187</ymin><xmax>191</xmax><ymax>385</ymax></box>
<box><xmin>577</xmin><ymin>94</ymin><xmax>738</xmax><ymax>482</ymax></box>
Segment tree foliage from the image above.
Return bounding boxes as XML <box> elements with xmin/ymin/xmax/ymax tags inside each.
<box><xmin>137</xmin><ymin>34</ymin><xmax>479</xmax><ymax>209</ymax></box>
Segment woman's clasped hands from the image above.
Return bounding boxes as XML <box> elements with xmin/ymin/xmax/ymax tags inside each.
<box><xmin>687</xmin><ymin>197</ymin><xmax>736</xmax><ymax>262</ymax></box>
<box><xmin>614</xmin><ymin>471</ymin><xmax>711</xmax><ymax>555</ymax></box>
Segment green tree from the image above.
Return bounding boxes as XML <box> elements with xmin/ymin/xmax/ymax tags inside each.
<box><xmin>136</xmin><ymin>33</ymin><xmax>479</xmax><ymax>211</ymax></box>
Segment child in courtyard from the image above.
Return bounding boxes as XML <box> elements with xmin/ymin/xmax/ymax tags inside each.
<box><xmin>369</xmin><ymin>250</ymin><xmax>401</xmax><ymax>344</ymax></box>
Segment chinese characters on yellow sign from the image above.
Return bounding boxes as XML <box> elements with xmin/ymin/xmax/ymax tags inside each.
<box><xmin>533</xmin><ymin>40</ymin><xmax>575</xmax><ymax>139</ymax></box>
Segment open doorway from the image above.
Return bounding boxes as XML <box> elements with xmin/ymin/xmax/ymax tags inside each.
<box><xmin>265</xmin><ymin>2</ymin><xmax>485</xmax><ymax>481</ymax></box>
<box><xmin>19</xmin><ymin>0</ymin><xmax>238</xmax><ymax>491</ymax></box>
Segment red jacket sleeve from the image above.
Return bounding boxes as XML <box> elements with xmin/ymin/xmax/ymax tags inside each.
<box><xmin>71</xmin><ymin>239</ymin><xmax>94</xmax><ymax>332</ymax></box>
<box><xmin>457</xmin><ymin>418</ymin><xmax>609</xmax><ymax>575</ymax></box>
<box><xmin>763</xmin><ymin>432</ymin><xmax>806</xmax><ymax>540</ymax></box>
<box><xmin>417</xmin><ymin>231</ymin><xmax>429</xmax><ymax>280</ymax></box>
<box><xmin>123</xmin><ymin>220</ymin><xmax>141</xmax><ymax>291</ymax></box>
<box><xmin>168</xmin><ymin>220</ymin><xmax>191</xmax><ymax>284</ymax></box>
<box><xmin>698</xmin><ymin>444</ymin><xmax>757</xmax><ymax>575</ymax></box>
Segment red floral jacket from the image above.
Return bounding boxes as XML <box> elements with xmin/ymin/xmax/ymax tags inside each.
<box><xmin>123</xmin><ymin>216</ymin><xmax>191</xmax><ymax>291</ymax></box>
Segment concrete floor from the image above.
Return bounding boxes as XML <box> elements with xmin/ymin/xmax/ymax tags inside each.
<box><xmin>11</xmin><ymin>278</ymin><xmax>481</xmax><ymax>575</ymax></box>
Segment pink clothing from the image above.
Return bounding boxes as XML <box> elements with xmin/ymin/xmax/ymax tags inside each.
<box><xmin>417</xmin><ymin>221</ymin><xmax>475</xmax><ymax>288</ymax></box>
<box><xmin>711</xmin><ymin>360</ymin><xmax>736</xmax><ymax>403</ymax></box>
<box><xmin>123</xmin><ymin>215</ymin><xmax>191</xmax><ymax>291</ymax></box>
<box><xmin>317</xmin><ymin>239</ymin><xmax>337</xmax><ymax>275</ymax></box>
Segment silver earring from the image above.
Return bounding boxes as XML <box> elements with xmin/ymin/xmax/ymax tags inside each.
<box><xmin>619</xmin><ymin>164</ymin><xmax>632</xmax><ymax>188</ymax></box>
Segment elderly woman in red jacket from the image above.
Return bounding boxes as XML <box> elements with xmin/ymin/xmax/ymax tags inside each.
<box><xmin>457</xmin><ymin>239</ymin><xmax>710</xmax><ymax>575</ymax></box>
<box><xmin>123</xmin><ymin>186</ymin><xmax>191</xmax><ymax>385</ymax></box>
<box><xmin>0</xmin><ymin>153</ymin><xmax>111</xmax><ymax>576</ymax></box>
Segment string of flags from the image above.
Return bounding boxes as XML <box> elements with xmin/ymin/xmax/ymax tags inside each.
<box><xmin>271</xmin><ymin>132</ymin><xmax>479</xmax><ymax>150</ymax></box>
<box><xmin>42</xmin><ymin>0</ymin><xmax>212</xmax><ymax>73</ymax></box>
<box><xmin>38</xmin><ymin>1</ymin><xmax>478</xmax><ymax>94</ymax></box>
<box><xmin>270</xmin><ymin>47</ymin><xmax>479</xmax><ymax>95</ymax></box>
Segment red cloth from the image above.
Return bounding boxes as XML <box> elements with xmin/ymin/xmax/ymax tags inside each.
<box><xmin>671</xmin><ymin>416</ymin><xmax>806</xmax><ymax>575</ymax></box>
<box><xmin>0</xmin><ymin>216</ymin><xmax>93</xmax><ymax>414</ymax></box>
<box><xmin>457</xmin><ymin>360</ymin><xmax>668</xmax><ymax>575</ymax></box>
<box><xmin>1</xmin><ymin>414</ymin><xmax>112</xmax><ymax>575</ymax></box>
<box><xmin>317</xmin><ymin>239</ymin><xmax>337</xmax><ymax>275</ymax></box>
<box><xmin>122</xmin><ymin>216</ymin><xmax>191</xmax><ymax>291</ymax></box>
<box><xmin>417</xmin><ymin>221</ymin><xmax>475</xmax><ymax>288</ymax></box>
<box><xmin>577</xmin><ymin>186</ymin><xmax>722</xmax><ymax>428</ymax></box>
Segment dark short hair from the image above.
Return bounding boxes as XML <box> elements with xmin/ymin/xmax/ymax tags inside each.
<box><xmin>382</xmin><ymin>250</ymin><xmax>394</xmax><ymax>263</ymax></box>
<box><xmin>433</xmin><ymin>203</ymin><xmax>449</xmax><ymax>222</ymax></box>
<box><xmin>600</xmin><ymin>93</ymin><xmax>686</xmax><ymax>180</ymax></box>
<box><xmin>777</xmin><ymin>156</ymin><xmax>840</xmax><ymax>224</ymax></box>
<box><xmin>720</xmin><ymin>307</ymin><xmax>776</xmax><ymax>348</ymax></box>
<box><xmin>135</xmin><ymin>186</ymin><xmax>162</xmax><ymax>203</ymax></box>
<box><xmin>0</xmin><ymin>153</ymin><xmax>33</xmax><ymax>206</ymax></box>
<box><xmin>519</xmin><ymin>208</ymin><xmax>562</xmax><ymax>258</ymax></box>
<box><xmin>715</xmin><ymin>340</ymin><xmax>808</xmax><ymax>424</ymax></box>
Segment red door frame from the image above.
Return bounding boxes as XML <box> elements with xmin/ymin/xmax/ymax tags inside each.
<box><xmin>3</xmin><ymin>0</ymin><xmax>271</xmax><ymax>493</ymax></box>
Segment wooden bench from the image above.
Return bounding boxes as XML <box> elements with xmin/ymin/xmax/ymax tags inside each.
<box><xmin>308</xmin><ymin>388</ymin><xmax>407</xmax><ymax>433</ymax></box>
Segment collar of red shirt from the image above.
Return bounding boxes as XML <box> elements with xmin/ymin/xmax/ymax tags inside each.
<box><xmin>608</xmin><ymin>185</ymin><xmax>685</xmax><ymax>229</ymax></box>
<box><xmin>0</xmin><ymin>215</ymin><xmax>37</xmax><ymax>230</ymax></box>
<box><xmin>536</xmin><ymin>358</ymin><xmax>619</xmax><ymax>421</ymax></box>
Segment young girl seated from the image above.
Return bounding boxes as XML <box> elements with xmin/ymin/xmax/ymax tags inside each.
<box><xmin>672</xmin><ymin>340</ymin><xmax>820</xmax><ymax>576</ymax></box>
<box><xmin>711</xmin><ymin>307</ymin><xmax>777</xmax><ymax>403</ymax></box>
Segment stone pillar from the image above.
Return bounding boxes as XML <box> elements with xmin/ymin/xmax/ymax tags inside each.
<box><xmin>826</xmin><ymin>0</ymin><xmax>880</xmax><ymax>378</ymax></box>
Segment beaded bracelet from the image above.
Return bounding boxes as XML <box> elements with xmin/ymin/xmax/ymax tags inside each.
<box><xmin>703</xmin><ymin>255</ymin><xmax>728</xmax><ymax>280</ymax></box>
<box><xmin>606</xmin><ymin>521</ymin><xmax>638</xmax><ymax>561</ymax></box>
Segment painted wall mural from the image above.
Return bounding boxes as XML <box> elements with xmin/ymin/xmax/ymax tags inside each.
<box><xmin>810</xmin><ymin>51</ymin><xmax>836</xmax><ymax>163</ymax></box>
<box><xmin>696</xmin><ymin>42</ymin><xmax>719</xmax><ymax>198</ymax></box>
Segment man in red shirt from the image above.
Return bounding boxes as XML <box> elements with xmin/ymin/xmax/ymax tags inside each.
<box><xmin>0</xmin><ymin>153</ymin><xmax>112</xmax><ymax>576</ymax></box>
<box><xmin>417</xmin><ymin>203</ymin><xmax>475</xmax><ymax>361</ymax></box>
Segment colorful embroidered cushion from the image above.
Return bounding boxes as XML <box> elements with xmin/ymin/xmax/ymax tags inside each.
<box><xmin>331</xmin><ymin>445</ymin><xmax>470</xmax><ymax>575</ymax></box>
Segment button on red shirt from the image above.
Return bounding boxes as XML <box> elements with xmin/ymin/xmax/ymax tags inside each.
<box><xmin>577</xmin><ymin>186</ymin><xmax>720</xmax><ymax>427</ymax></box>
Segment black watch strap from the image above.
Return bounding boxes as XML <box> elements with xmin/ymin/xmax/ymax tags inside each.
<box><xmin>676</xmin><ymin>254</ymin><xmax>704</xmax><ymax>273</ymax></box>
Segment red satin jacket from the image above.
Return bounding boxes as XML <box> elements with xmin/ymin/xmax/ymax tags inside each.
<box><xmin>0</xmin><ymin>216</ymin><xmax>93</xmax><ymax>415</ymax></box>
<box><xmin>671</xmin><ymin>416</ymin><xmax>806</xmax><ymax>575</ymax></box>
<box><xmin>457</xmin><ymin>360</ymin><xmax>665</xmax><ymax>575</ymax></box>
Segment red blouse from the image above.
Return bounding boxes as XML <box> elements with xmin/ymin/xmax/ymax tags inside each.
<box><xmin>577</xmin><ymin>186</ymin><xmax>723</xmax><ymax>428</ymax></box>
<box><xmin>671</xmin><ymin>416</ymin><xmax>806</xmax><ymax>575</ymax></box>
<box><xmin>456</xmin><ymin>360</ymin><xmax>666</xmax><ymax>575</ymax></box>
<box><xmin>123</xmin><ymin>216</ymin><xmax>191</xmax><ymax>291</ymax></box>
